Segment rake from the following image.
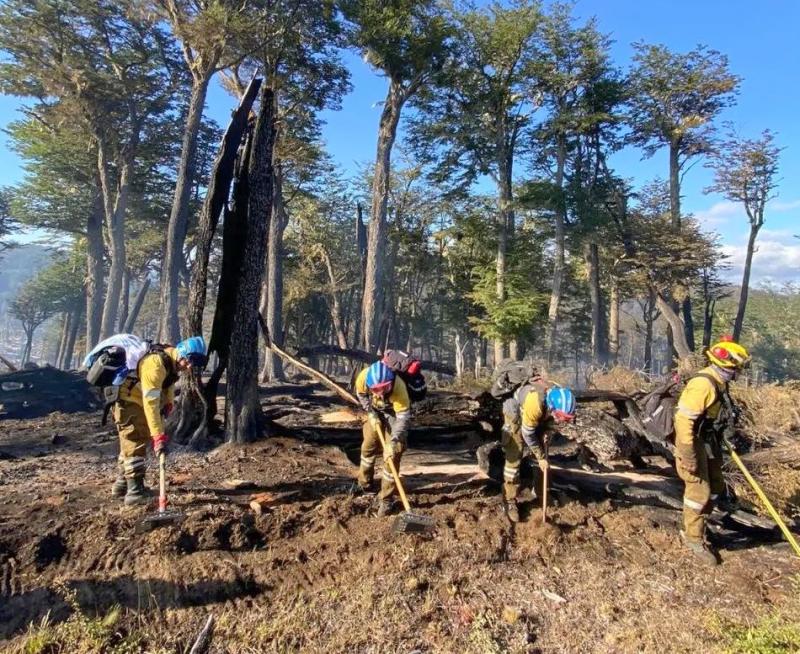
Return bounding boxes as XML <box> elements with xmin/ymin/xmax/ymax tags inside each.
<box><xmin>374</xmin><ymin>420</ymin><xmax>436</xmax><ymax>534</ymax></box>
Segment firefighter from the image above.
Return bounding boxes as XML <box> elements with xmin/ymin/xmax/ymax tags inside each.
<box><xmin>674</xmin><ymin>337</ymin><xmax>750</xmax><ymax>565</ymax></box>
<box><xmin>108</xmin><ymin>336</ymin><xmax>208</xmax><ymax>505</ymax></box>
<box><xmin>355</xmin><ymin>360</ymin><xmax>411</xmax><ymax>517</ymax></box>
<box><xmin>502</xmin><ymin>383</ymin><xmax>577</xmax><ymax>522</ymax></box>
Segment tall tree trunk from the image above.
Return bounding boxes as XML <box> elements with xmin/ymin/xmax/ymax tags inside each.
<box><xmin>118</xmin><ymin>268</ymin><xmax>131</xmax><ymax>332</ymax></box>
<box><xmin>494</xmin><ymin>147</ymin><xmax>514</xmax><ymax>363</ymax></box>
<box><xmin>187</xmin><ymin>77</ymin><xmax>262</xmax><ymax>338</ymax></box>
<box><xmin>655</xmin><ymin>291</ymin><xmax>691</xmax><ymax>359</ymax></box>
<box><xmin>260</xmin><ymin>160</ymin><xmax>287</xmax><ymax>382</ymax></box>
<box><xmin>682</xmin><ymin>297</ymin><xmax>695</xmax><ymax>351</ymax></box>
<box><xmin>608</xmin><ymin>280</ymin><xmax>619</xmax><ymax>365</ymax></box>
<box><xmin>55</xmin><ymin>312</ymin><xmax>69</xmax><ymax>369</ymax></box>
<box><xmin>585</xmin><ymin>241</ymin><xmax>606</xmax><ymax>364</ymax></box>
<box><xmin>644</xmin><ymin>300</ymin><xmax>654</xmax><ymax>375</ymax></box>
<box><xmin>546</xmin><ymin>134</ymin><xmax>567</xmax><ymax>367</ymax></box>
<box><xmin>733</xmin><ymin>224</ymin><xmax>760</xmax><ymax>340</ymax></box>
<box><xmin>86</xmin><ymin>185</ymin><xmax>104</xmax><ymax>349</ymax></box>
<box><xmin>362</xmin><ymin>80</ymin><xmax>404</xmax><ymax>354</ymax></box>
<box><xmin>320</xmin><ymin>250</ymin><xmax>348</xmax><ymax>349</ymax></box>
<box><xmin>63</xmin><ymin>303</ymin><xmax>82</xmax><ymax>369</ymax></box>
<box><xmin>21</xmin><ymin>330</ymin><xmax>33</xmax><ymax>366</ymax></box>
<box><xmin>124</xmin><ymin>277</ymin><xmax>151</xmax><ymax>333</ymax></box>
<box><xmin>703</xmin><ymin>297</ymin><xmax>715</xmax><ymax>350</ymax></box>
<box><xmin>226</xmin><ymin>86</ymin><xmax>275</xmax><ymax>443</ymax></box>
<box><xmin>97</xmin><ymin>138</ymin><xmax>135</xmax><ymax>339</ymax></box>
<box><xmin>159</xmin><ymin>73</ymin><xmax>213</xmax><ymax>343</ymax></box>
<box><xmin>669</xmin><ymin>142</ymin><xmax>681</xmax><ymax>229</ymax></box>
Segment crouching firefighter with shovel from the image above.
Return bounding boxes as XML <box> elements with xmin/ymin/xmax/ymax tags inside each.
<box><xmin>84</xmin><ymin>335</ymin><xmax>208</xmax><ymax>506</ymax></box>
<box><xmin>674</xmin><ymin>337</ymin><xmax>750</xmax><ymax>566</ymax></box>
<box><xmin>355</xmin><ymin>361</ymin><xmax>411</xmax><ymax>517</ymax></box>
<box><xmin>490</xmin><ymin>361</ymin><xmax>577</xmax><ymax>523</ymax></box>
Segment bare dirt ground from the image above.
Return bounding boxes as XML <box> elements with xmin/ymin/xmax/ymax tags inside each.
<box><xmin>0</xmin><ymin>386</ymin><xmax>798</xmax><ymax>653</ymax></box>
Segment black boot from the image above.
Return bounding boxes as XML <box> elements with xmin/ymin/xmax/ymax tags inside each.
<box><xmin>123</xmin><ymin>476</ymin><xmax>152</xmax><ymax>506</ymax></box>
<box><xmin>111</xmin><ymin>475</ymin><xmax>126</xmax><ymax>498</ymax></box>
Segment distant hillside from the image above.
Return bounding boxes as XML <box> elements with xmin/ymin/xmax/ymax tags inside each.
<box><xmin>0</xmin><ymin>244</ymin><xmax>51</xmax><ymax>303</ymax></box>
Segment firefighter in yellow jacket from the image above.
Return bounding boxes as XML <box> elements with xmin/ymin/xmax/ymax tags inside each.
<box><xmin>501</xmin><ymin>383</ymin><xmax>577</xmax><ymax>522</ymax></box>
<box><xmin>108</xmin><ymin>337</ymin><xmax>207</xmax><ymax>505</ymax></box>
<box><xmin>355</xmin><ymin>361</ymin><xmax>411</xmax><ymax>517</ymax></box>
<box><xmin>674</xmin><ymin>338</ymin><xmax>750</xmax><ymax>565</ymax></box>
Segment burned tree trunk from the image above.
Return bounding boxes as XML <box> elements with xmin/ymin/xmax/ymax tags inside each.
<box><xmin>171</xmin><ymin>77</ymin><xmax>262</xmax><ymax>446</ymax></box>
<box><xmin>226</xmin><ymin>85</ymin><xmax>276</xmax><ymax>443</ymax></box>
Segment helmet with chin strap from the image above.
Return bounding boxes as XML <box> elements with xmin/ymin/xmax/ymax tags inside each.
<box><xmin>707</xmin><ymin>336</ymin><xmax>750</xmax><ymax>370</ymax></box>
<box><xmin>546</xmin><ymin>386</ymin><xmax>576</xmax><ymax>422</ymax></box>
<box><xmin>365</xmin><ymin>361</ymin><xmax>395</xmax><ymax>395</ymax></box>
<box><xmin>176</xmin><ymin>336</ymin><xmax>208</xmax><ymax>368</ymax></box>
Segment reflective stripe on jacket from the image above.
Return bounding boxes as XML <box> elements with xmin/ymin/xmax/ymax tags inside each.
<box><xmin>355</xmin><ymin>368</ymin><xmax>411</xmax><ymax>441</ymax></box>
<box><xmin>674</xmin><ymin>366</ymin><xmax>725</xmax><ymax>449</ymax></box>
<box><xmin>118</xmin><ymin>348</ymin><xmax>179</xmax><ymax>437</ymax></box>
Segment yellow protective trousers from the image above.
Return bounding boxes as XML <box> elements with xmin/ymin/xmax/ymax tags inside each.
<box><xmin>501</xmin><ymin>426</ymin><xmax>525</xmax><ymax>502</ymax></box>
<box><xmin>675</xmin><ymin>435</ymin><xmax>725</xmax><ymax>542</ymax></box>
<box><xmin>113</xmin><ymin>399</ymin><xmax>151</xmax><ymax>479</ymax></box>
<box><xmin>357</xmin><ymin>417</ymin><xmax>407</xmax><ymax>501</ymax></box>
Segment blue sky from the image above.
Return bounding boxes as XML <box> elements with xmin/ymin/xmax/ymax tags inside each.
<box><xmin>2</xmin><ymin>0</ymin><xmax>799</xmax><ymax>282</ymax></box>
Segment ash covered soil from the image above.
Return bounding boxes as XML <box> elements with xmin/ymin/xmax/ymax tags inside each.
<box><xmin>0</xmin><ymin>387</ymin><xmax>798</xmax><ymax>653</ymax></box>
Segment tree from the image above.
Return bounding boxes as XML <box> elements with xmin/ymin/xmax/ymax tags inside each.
<box><xmin>155</xmin><ymin>0</ymin><xmax>248</xmax><ymax>343</ymax></box>
<box><xmin>342</xmin><ymin>0</ymin><xmax>451</xmax><ymax>354</ymax></box>
<box><xmin>0</xmin><ymin>0</ymin><xmax>184</xmax><ymax>340</ymax></box>
<box><xmin>224</xmin><ymin>84</ymin><xmax>276</xmax><ymax>442</ymax></box>
<box><xmin>628</xmin><ymin>43</ymin><xmax>739</xmax><ymax>351</ymax></box>
<box><xmin>0</xmin><ymin>188</ymin><xmax>15</xmax><ymax>254</ymax></box>
<box><xmin>411</xmin><ymin>0</ymin><xmax>542</xmax><ymax>363</ymax></box>
<box><xmin>707</xmin><ymin>127</ymin><xmax>781</xmax><ymax>340</ymax></box>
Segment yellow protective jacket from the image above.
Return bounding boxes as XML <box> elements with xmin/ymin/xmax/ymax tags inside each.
<box><xmin>674</xmin><ymin>366</ymin><xmax>725</xmax><ymax>457</ymax></box>
<box><xmin>355</xmin><ymin>368</ymin><xmax>411</xmax><ymax>441</ymax></box>
<box><xmin>502</xmin><ymin>383</ymin><xmax>551</xmax><ymax>459</ymax></box>
<box><xmin>118</xmin><ymin>348</ymin><xmax>179</xmax><ymax>437</ymax></box>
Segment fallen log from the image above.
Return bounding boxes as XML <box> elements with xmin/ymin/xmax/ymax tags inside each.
<box><xmin>294</xmin><ymin>344</ymin><xmax>456</xmax><ymax>376</ymax></box>
<box><xmin>0</xmin><ymin>354</ymin><xmax>17</xmax><ymax>372</ymax></box>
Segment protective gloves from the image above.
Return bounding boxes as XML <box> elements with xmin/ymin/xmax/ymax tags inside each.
<box><xmin>152</xmin><ymin>433</ymin><xmax>168</xmax><ymax>457</ymax></box>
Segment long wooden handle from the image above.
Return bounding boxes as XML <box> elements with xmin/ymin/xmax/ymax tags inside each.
<box><xmin>158</xmin><ymin>451</ymin><xmax>167</xmax><ymax>513</ymax></box>
<box><xmin>724</xmin><ymin>439</ymin><xmax>800</xmax><ymax>558</ymax></box>
<box><xmin>541</xmin><ymin>438</ymin><xmax>549</xmax><ymax>524</ymax></box>
<box><xmin>374</xmin><ymin>421</ymin><xmax>412</xmax><ymax>513</ymax></box>
<box><xmin>257</xmin><ymin>313</ymin><xmax>360</xmax><ymax>407</ymax></box>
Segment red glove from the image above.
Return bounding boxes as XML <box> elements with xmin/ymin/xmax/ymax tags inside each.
<box><xmin>162</xmin><ymin>402</ymin><xmax>174</xmax><ymax>418</ymax></box>
<box><xmin>152</xmin><ymin>433</ymin><xmax>168</xmax><ymax>456</ymax></box>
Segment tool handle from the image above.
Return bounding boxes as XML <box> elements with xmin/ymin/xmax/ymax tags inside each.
<box><xmin>724</xmin><ymin>439</ymin><xmax>800</xmax><ymax>558</ymax></box>
<box><xmin>374</xmin><ymin>421</ymin><xmax>412</xmax><ymax>513</ymax></box>
<box><xmin>158</xmin><ymin>451</ymin><xmax>167</xmax><ymax>513</ymax></box>
<box><xmin>542</xmin><ymin>438</ymin><xmax>549</xmax><ymax>524</ymax></box>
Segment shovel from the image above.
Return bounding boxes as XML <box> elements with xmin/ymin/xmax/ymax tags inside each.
<box><xmin>541</xmin><ymin>437</ymin><xmax>549</xmax><ymax>524</ymax></box>
<box><xmin>373</xmin><ymin>421</ymin><xmax>435</xmax><ymax>534</ymax></box>
<box><xmin>136</xmin><ymin>452</ymin><xmax>185</xmax><ymax>533</ymax></box>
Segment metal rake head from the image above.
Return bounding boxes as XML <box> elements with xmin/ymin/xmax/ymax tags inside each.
<box><xmin>393</xmin><ymin>511</ymin><xmax>436</xmax><ymax>534</ymax></box>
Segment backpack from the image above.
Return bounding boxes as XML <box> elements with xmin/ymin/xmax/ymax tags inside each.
<box><xmin>639</xmin><ymin>372</ymin><xmax>723</xmax><ymax>441</ymax></box>
<box><xmin>490</xmin><ymin>359</ymin><xmax>541</xmax><ymax>399</ymax></box>
<box><xmin>382</xmin><ymin>350</ymin><xmax>427</xmax><ymax>403</ymax></box>
<box><xmin>84</xmin><ymin>334</ymin><xmax>176</xmax><ymax>425</ymax></box>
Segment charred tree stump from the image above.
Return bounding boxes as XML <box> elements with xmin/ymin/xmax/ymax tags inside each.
<box><xmin>225</xmin><ymin>85</ymin><xmax>276</xmax><ymax>443</ymax></box>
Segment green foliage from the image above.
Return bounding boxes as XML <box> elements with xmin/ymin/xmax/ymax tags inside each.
<box><xmin>341</xmin><ymin>0</ymin><xmax>451</xmax><ymax>84</ymax></box>
<box><xmin>708</xmin><ymin>610</ymin><xmax>800</xmax><ymax>654</ymax></box>
<box><xmin>714</xmin><ymin>284</ymin><xmax>800</xmax><ymax>380</ymax></box>
<box><xmin>628</xmin><ymin>43</ymin><xmax>740</xmax><ymax>159</ymax></box>
<box><xmin>18</xmin><ymin>583</ymin><xmax>142</xmax><ymax>654</ymax></box>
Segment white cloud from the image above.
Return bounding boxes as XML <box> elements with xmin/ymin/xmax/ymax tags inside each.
<box><xmin>770</xmin><ymin>199</ymin><xmax>800</xmax><ymax>212</ymax></box>
<box><xmin>693</xmin><ymin>201</ymin><xmax>743</xmax><ymax>229</ymax></box>
<box><xmin>720</xmin><ymin>238</ymin><xmax>800</xmax><ymax>283</ymax></box>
